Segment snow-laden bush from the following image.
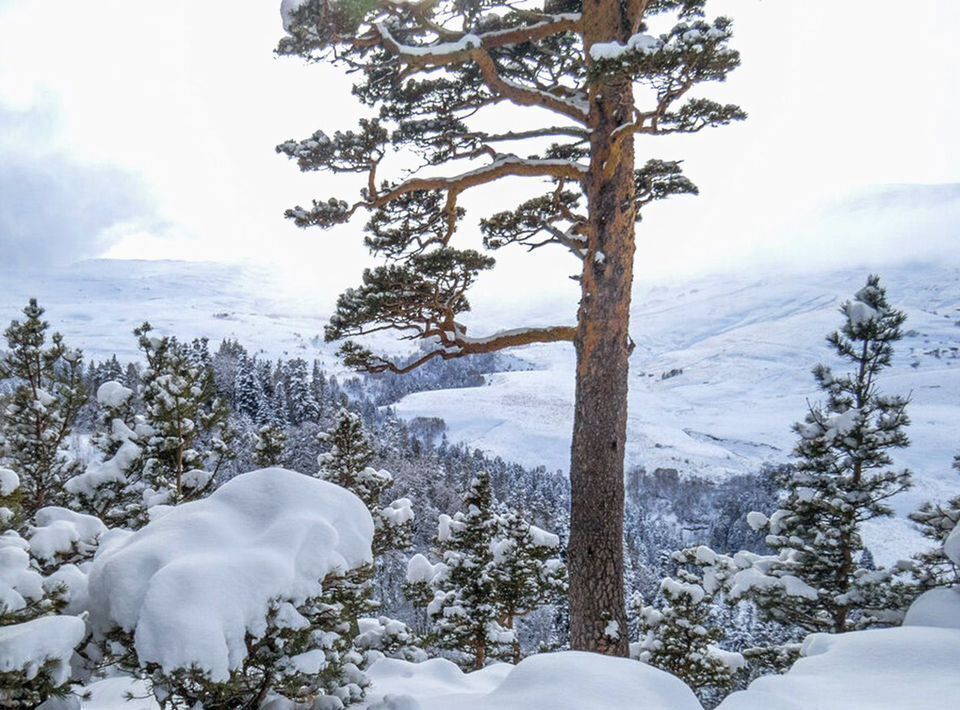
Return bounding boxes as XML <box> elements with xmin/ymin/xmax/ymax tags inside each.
<box><xmin>0</xmin><ymin>471</ymin><xmax>85</xmax><ymax>707</ymax></box>
<box><xmin>0</xmin><ymin>615</ymin><xmax>86</xmax><ymax>707</ymax></box>
<box><xmin>354</xmin><ymin>616</ymin><xmax>428</xmax><ymax>664</ymax></box>
<box><xmin>26</xmin><ymin>506</ymin><xmax>106</xmax><ymax>573</ymax></box>
<box><xmin>87</xmin><ymin>467</ymin><xmax>375</xmax><ymax>708</ymax></box>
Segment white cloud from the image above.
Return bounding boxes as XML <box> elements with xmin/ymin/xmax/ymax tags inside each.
<box><xmin>0</xmin><ymin>0</ymin><xmax>958</xmax><ymax>290</ymax></box>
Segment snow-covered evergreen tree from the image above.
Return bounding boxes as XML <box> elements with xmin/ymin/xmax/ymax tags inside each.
<box><xmin>742</xmin><ymin>276</ymin><xmax>914</xmax><ymax>632</ymax></box>
<box><xmin>134</xmin><ymin>323</ymin><xmax>234</xmax><ymax>514</ymax></box>
<box><xmin>423</xmin><ymin>471</ymin><xmax>507</xmax><ymax>669</ymax></box>
<box><xmin>315</xmin><ymin>407</ymin><xmax>417</xmax><ymax>672</ymax></box>
<box><xmin>285</xmin><ymin>357</ymin><xmax>321</xmax><ymax>425</ymax></box>
<box><xmin>254</xmin><ymin>423</ymin><xmax>288</xmax><ymax>468</ymax></box>
<box><xmin>909</xmin><ymin>454</ymin><xmax>960</xmax><ymax>589</ymax></box>
<box><xmin>234</xmin><ymin>353</ymin><xmax>262</xmax><ymax>420</ymax></box>
<box><xmin>490</xmin><ymin>509</ymin><xmax>567</xmax><ymax>663</ymax></box>
<box><xmin>634</xmin><ymin>577</ymin><xmax>743</xmax><ymax>703</ymax></box>
<box><xmin>407</xmin><ymin>471</ymin><xmax>566</xmax><ymax>668</ymax></box>
<box><xmin>65</xmin><ymin>381</ymin><xmax>148</xmax><ymax>528</ymax></box>
<box><xmin>0</xmin><ymin>300</ymin><xmax>86</xmax><ymax>516</ymax></box>
<box><xmin>319</xmin><ymin>408</ymin><xmax>413</xmax><ymax>554</ymax></box>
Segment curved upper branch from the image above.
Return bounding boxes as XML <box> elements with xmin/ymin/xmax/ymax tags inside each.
<box><xmin>372</xmin><ymin>20</ymin><xmax>588</xmax><ymax>123</ymax></box>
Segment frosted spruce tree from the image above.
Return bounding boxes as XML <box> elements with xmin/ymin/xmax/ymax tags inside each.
<box><xmin>65</xmin><ymin>381</ymin><xmax>148</xmax><ymax>528</ymax></box>
<box><xmin>0</xmin><ymin>300</ymin><xmax>86</xmax><ymax>517</ymax></box>
<box><xmin>254</xmin><ymin>423</ymin><xmax>288</xmax><ymax>468</ymax></box>
<box><xmin>491</xmin><ymin>509</ymin><xmax>568</xmax><ymax>662</ymax></box>
<box><xmin>285</xmin><ymin>358</ymin><xmax>322</xmax><ymax>425</ymax></box>
<box><xmin>422</xmin><ymin>471</ymin><xmax>505</xmax><ymax>668</ymax></box>
<box><xmin>909</xmin><ymin>454</ymin><xmax>960</xmax><ymax>589</ymax></box>
<box><xmin>278</xmin><ymin>0</ymin><xmax>744</xmax><ymax>653</ymax></box>
<box><xmin>319</xmin><ymin>407</ymin><xmax>413</xmax><ymax>555</ymax></box>
<box><xmin>407</xmin><ymin>471</ymin><xmax>566</xmax><ymax>667</ymax></box>
<box><xmin>746</xmin><ymin>276</ymin><xmax>913</xmax><ymax>633</ymax></box>
<box><xmin>234</xmin><ymin>354</ymin><xmax>263</xmax><ymax>420</ymax></box>
<box><xmin>134</xmin><ymin>323</ymin><xmax>234</xmax><ymax>514</ymax></box>
<box><xmin>635</xmin><ymin>578</ymin><xmax>742</xmax><ymax>704</ymax></box>
<box><xmin>317</xmin><ymin>407</ymin><xmax>415</xmax><ymax>659</ymax></box>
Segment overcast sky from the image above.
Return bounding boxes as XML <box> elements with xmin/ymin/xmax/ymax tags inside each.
<box><xmin>1</xmin><ymin>0</ymin><xmax>959</xmax><ymax>304</ymax></box>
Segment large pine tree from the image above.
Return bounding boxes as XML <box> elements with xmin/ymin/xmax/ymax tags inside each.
<box><xmin>277</xmin><ymin>0</ymin><xmax>743</xmax><ymax>653</ymax></box>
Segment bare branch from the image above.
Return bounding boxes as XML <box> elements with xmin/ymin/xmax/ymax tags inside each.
<box><xmin>359</xmin><ymin>155</ymin><xmax>585</xmax><ymax>216</ymax></box>
<box><xmin>360</xmin><ymin>324</ymin><xmax>577</xmax><ymax>374</ymax></box>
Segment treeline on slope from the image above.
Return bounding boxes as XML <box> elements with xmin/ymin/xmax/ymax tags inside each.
<box><xmin>59</xmin><ymin>319</ymin><xmax>786</xmax><ymax>626</ymax></box>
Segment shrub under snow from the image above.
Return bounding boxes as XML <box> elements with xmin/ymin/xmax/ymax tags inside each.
<box><xmin>0</xmin><ymin>614</ymin><xmax>86</xmax><ymax>705</ymax></box>
<box><xmin>87</xmin><ymin>467</ymin><xmax>374</xmax><ymax>706</ymax></box>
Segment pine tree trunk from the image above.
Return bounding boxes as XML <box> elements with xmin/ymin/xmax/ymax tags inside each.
<box><xmin>567</xmin><ymin>0</ymin><xmax>636</xmax><ymax>657</ymax></box>
<box><xmin>475</xmin><ymin>635</ymin><xmax>486</xmax><ymax>670</ymax></box>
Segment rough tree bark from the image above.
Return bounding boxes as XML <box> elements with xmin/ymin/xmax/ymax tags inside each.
<box><xmin>568</xmin><ymin>0</ymin><xmax>637</xmax><ymax>656</ymax></box>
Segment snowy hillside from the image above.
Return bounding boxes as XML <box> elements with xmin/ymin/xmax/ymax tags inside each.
<box><xmin>2</xmin><ymin>258</ymin><xmax>959</xmax><ymax>562</ymax></box>
<box><xmin>0</xmin><ymin>259</ymin><xmax>340</xmax><ymax>363</ymax></box>
<box><xmin>395</xmin><ymin>264</ymin><xmax>960</xmax><ymax>562</ymax></box>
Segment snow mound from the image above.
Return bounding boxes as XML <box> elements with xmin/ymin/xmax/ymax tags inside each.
<box><xmin>0</xmin><ymin>467</ymin><xmax>18</xmax><ymax>497</ymax></box>
<box><xmin>97</xmin><ymin>381</ymin><xmax>132</xmax><ymax>408</ymax></box>
<box><xmin>87</xmin><ymin>467</ymin><xmax>374</xmax><ymax>682</ymax></box>
<box><xmin>0</xmin><ymin>615</ymin><xmax>86</xmax><ymax>686</ymax></box>
<box><xmin>367</xmin><ymin>652</ymin><xmax>702</xmax><ymax>710</ymax></box>
<box><xmin>28</xmin><ymin>507</ymin><xmax>107</xmax><ymax>564</ymax></box>
<box><xmin>366</xmin><ymin>657</ymin><xmax>513</xmax><ymax>704</ymax></box>
<box><xmin>0</xmin><ymin>539</ymin><xmax>44</xmax><ymax>613</ymax></box>
<box><xmin>904</xmin><ymin>587</ymin><xmax>960</xmax><ymax>630</ymax></box>
<box><xmin>717</xmin><ymin>626</ymin><xmax>960</xmax><ymax>710</ymax></box>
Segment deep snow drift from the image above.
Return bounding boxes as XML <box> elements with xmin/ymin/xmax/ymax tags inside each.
<box><xmin>716</xmin><ymin>626</ymin><xmax>960</xmax><ymax>710</ymax></box>
<box><xmin>363</xmin><ymin>652</ymin><xmax>702</xmax><ymax>710</ymax></box>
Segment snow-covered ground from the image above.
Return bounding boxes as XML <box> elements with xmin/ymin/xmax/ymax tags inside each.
<box><xmin>2</xmin><ymin>259</ymin><xmax>959</xmax><ymax>562</ymax></box>
<box><xmin>361</xmin><ymin>652</ymin><xmax>702</xmax><ymax>710</ymax></box>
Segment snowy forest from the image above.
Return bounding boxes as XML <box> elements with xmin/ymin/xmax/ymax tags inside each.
<box><xmin>2</xmin><ymin>0</ymin><xmax>959</xmax><ymax>709</ymax></box>
<box><xmin>2</xmin><ymin>277</ymin><xmax>957</xmax><ymax>709</ymax></box>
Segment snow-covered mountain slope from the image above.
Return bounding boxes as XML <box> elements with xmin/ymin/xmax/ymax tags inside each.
<box><xmin>0</xmin><ymin>259</ymin><xmax>341</xmax><ymax>364</ymax></box>
<box><xmin>393</xmin><ymin>264</ymin><xmax>960</xmax><ymax>561</ymax></box>
<box><xmin>2</xmin><ymin>258</ymin><xmax>958</xmax><ymax>562</ymax></box>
